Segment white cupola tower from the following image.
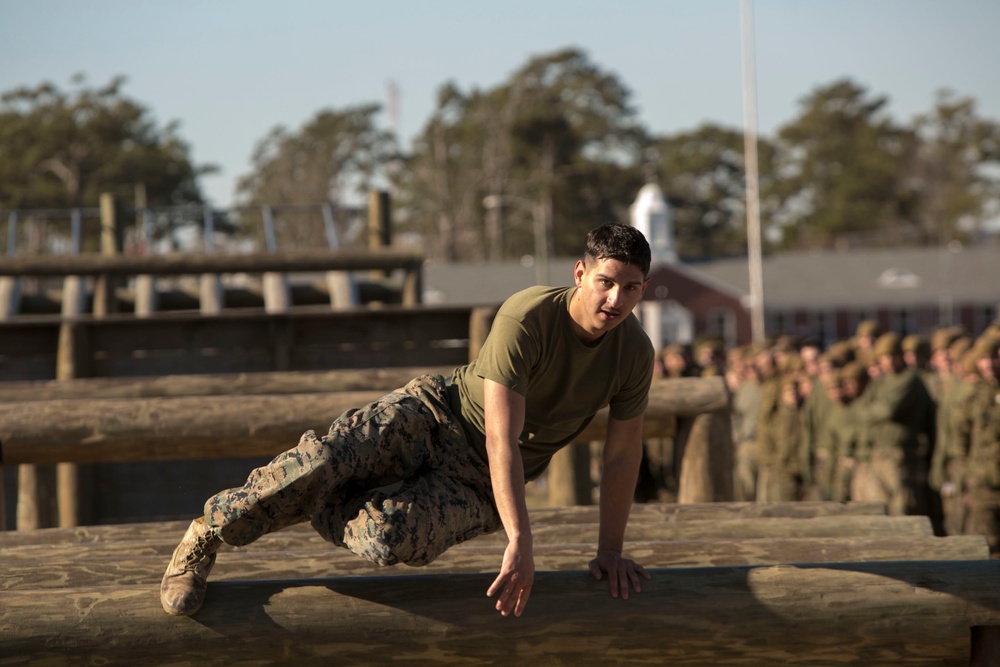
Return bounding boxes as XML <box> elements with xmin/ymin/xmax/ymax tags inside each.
<box><xmin>629</xmin><ymin>183</ymin><xmax>676</xmax><ymax>264</ymax></box>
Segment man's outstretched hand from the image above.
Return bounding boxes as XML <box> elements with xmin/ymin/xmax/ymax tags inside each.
<box><xmin>588</xmin><ymin>549</ymin><xmax>651</xmax><ymax>599</ymax></box>
<box><xmin>486</xmin><ymin>539</ymin><xmax>535</xmax><ymax>617</ymax></box>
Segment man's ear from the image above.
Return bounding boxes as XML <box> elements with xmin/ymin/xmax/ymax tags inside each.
<box><xmin>639</xmin><ymin>277</ymin><xmax>652</xmax><ymax>298</ymax></box>
<box><xmin>573</xmin><ymin>259</ymin><xmax>586</xmax><ymax>286</ymax></box>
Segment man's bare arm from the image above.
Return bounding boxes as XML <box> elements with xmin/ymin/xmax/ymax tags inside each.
<box><xmin>589</xmin><ymin>412</ymin><xmax>651</xmax><ymax>598</ymax></box>
<box><xmin>482</xmin><ymin>378</ymin><xmax>534</xmax><ymax>617</ymax></box>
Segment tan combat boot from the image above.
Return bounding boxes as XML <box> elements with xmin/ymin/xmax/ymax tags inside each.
<box><xmin>160</xmin><ymin>517</ymin><xmax>222</xmax><ymax>616</ymax></box>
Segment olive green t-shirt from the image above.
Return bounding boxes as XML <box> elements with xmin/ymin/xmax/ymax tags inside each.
<box><xmin>449</xmin><ymin>285</ymin><xmax>654</xmax><ymax>481</ymax></box>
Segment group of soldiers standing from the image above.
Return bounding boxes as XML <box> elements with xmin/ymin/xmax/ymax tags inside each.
<box><xmin>643</xmin><ymin>317</ymin><xmax>1000</xmax><ymax>553</ymax></box>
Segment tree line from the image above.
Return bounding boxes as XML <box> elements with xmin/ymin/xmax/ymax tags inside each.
<box><xmin>2</xmin><ymin>48</ymin><xmax>998</xmax><ymax>261</ymax></box>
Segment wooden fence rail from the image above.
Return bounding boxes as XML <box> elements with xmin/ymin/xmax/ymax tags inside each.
<box><xmin>0</xmin><ymin>247</ymin><xmax>425</xmax><ymax>278</ymax></box>
<box><xmin>0</xmin><ymin>305</ymin><xmax>490</xmax><ymax>381</ymax></box>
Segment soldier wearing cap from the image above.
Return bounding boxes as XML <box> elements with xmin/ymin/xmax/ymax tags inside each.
<box><xmin>660</xmin><ymin>343</ymin><xmax>697</xmax><ymax>379</ymax></box>
<box><xmin>756</xmin><ymin>375</ymin><xmax>803</xmax><ymax>501</ymax></box>
<box><xmin>929</xmin><ymin>332</ymin><xmax>972</xmax><ymax>535</ymax></box>
<box><xmin>961</xmin><ymin>335</ymin><xmax>1000</xmax><ymax>552</ymax></box>
<box><xmin>852</xmin><ymin>332</ymin><xmax>937</xmax><ymax>520</ymax></box>
<box><xmin>829</xmin><ymin>361</ymin><xmax>870</xmax><ymax>502</ymax></box>
<box><xmin>853</xmin><ymin>319</ymin><xmax>883</xmax><ymax>357</ymax></box>
<box><xmin>799</xmin><ymin>345</ymin><xmax>849</xmax><ymax>501</ymax></box>
<box><xmin>694</xmin><ymin>338</ymin><xmax>725</xmax><ymax>378</ymax></box>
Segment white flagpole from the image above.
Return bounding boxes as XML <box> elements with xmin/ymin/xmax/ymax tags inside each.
<box><xmin>740</xmin><ymin>0</ymin><xmax>766</xmax><ymax>343</ymax></box>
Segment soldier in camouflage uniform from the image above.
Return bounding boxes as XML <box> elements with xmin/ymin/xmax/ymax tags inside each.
<box><xmin>755</xmin><ymin>375</ymin><xmax>803</xmax><ymax>501</ymax></box>
<box><xmin>929</xmin><ymin>330</ymin><xmax>970</xmax><ymax>535</ymax></box>
<box><xmin>961</xmin><ymin>336</ymin><xmax>1000</xmax><ymax>552</ymax></box>
<box><xmin>799</xmin><ymin>343</ymin><xmax>852</xmax><ymax>501</ymax></box>
<box><xmin>160</xmin><ymin>223</ymin><xmax>655</xmax><ymax>618</ymax></box>
<box><xmin>852</xmin><ymin>332</ymin><xmax>937</xmax><ymax>518</ymax></box>
<box><xmin>829</xmin><ymin>361</ymin><xmax>869</xmax><ymax>502</ymax></box>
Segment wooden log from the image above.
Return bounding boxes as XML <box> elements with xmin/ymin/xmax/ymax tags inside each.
<box><xmin>3</xmin><ymin>561</ymin><xmax>1000</xmax><ymax>666</ymax></box>
<box><xmin>0</xmin><ymin>275</ymin><xmax>20</xmax><ymax>320</ymax></box>
<box><xmin>547</xmin><ymin>441</ymin><xmax>593</xmax><ymax>506</ymax></box>
<box><xmin>199</xmin><ymin>273</ymin><xmax>225</xmax><ymax>314</ymax></box>
<box><xmin>0</xmin><ymin>366</ymin><xmax>456</xmax><ymax>402</ymax></box>
<box><xmin>0</xmin><ymin>502</ymin><xmax>889</xmax><ymax>547</ymax></box>
<box><xmin>133</xmin><ymin>274</ymin><xmax>157</xmax><ymax>317</ymax></box>
<box><xmin>261</xmin><ymin>271</ymin><xmax>290</xmax><ymax>313</ymax></box>
<box><xmin>0</xmin><ymin>515</ymin><xmax>934</xmax><ymax>552</ymax></box>
<box><xmin>56</xmin><ymin>272</ymin><xmax>89</xmax><ymax>530</ymax></box>
<box><xmin>0</xmin><ymin>247</ymin><xmax>425</xmax><ymax>277</ymax></box>
<box><xmin>2</xmin><ymin>535</ymin><xmax>989</xmax><ymax>591</ymax></box>
<box><xmin>0</xmin><ymin>378</ymin><xmax>726</xmax><ymax>466</ymax></box>
<box><xmin>484</xmin><ymin>515</ymin><xmax>936</xmax><ymax>544</ymax></box>
<box><xmin>676</xmin><ymin>410</ymin><xmax>734</xmax><ymax>503</ymax></box>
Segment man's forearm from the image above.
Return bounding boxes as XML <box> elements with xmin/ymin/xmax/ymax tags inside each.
<box><xmin>597</xmin><ymin>432</ymin><xmax>643</xmax><ymax>552</ymax></box>
<box><xmin>486</xmin><ymin>437</ymin><xmax>531</xmax><ymax>544</ymax></box>
<box><xmin>483</xmin><ymin>379</ymin><xmax>532</xmax><ymax>544</ymax></box>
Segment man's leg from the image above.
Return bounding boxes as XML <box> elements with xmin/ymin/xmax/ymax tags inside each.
<box><xmin>321</xmin><ymin>468</ymin><xmax>502</xmax><ymax>567</ymax></box>
<box><xmin>161</xmin><ymin>381</ymin><xmax>448</xmax><ymax>616</ymax></box>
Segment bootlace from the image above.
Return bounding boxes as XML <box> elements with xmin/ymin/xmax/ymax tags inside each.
<box><xmin>181</xmin><ymin>527</ymin><xmax>219</xmax><ymax>572</ymax></box>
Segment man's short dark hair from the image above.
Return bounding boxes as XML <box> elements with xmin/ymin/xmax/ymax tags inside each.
<box><xmin>584</xmin><ymin>223</ymin><xmax>651</xmax><ymax>277</ymax></box>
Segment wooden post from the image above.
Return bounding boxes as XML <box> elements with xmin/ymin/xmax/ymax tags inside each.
<box><xmin>199</xmin><ymin>274</ymin><xmax>225</xmax><ymax>314</ymax></box>
<box><xmin>547</xmin><ymin>442</ymin><xmax>593</xmax><ymax>506</ymax></box>
<box><xmin>368</xmin><ymin>190</ymin><xmax>392</xmax><ymax>250</ymax></box>
<box><xmin>676</xmin><ymin>410</ymin><xmax>735</xmax><ymax>503</ymax></box>
<box><xmin>260</xmin><ymin>205</ymin><xmax>290</xmax><ymax>313</ymax></box>
<box><xmin>262</xmin><ymin>272</ymin><xmax>291</xmax><ymax>313</ymax></box>
<box><xmin>133</xmin><ymin>185</ymin><xmax>157</xmax><ymax>317</ymax></box>
<box><xmin>368</xmin><ymin>190</ymin><xmax>391</xmax><ymax>283</ymax></box>
<box><xmin>92</xmin><ymin>193</ymin><xmax>120</xmax><ymax>316</ymax></box>
<box><xmin>0</xmin><ymin>211</ymin><xmax>20</xmax><ymax>321</ymax></box>
<box><xmin>468</xmin><ymin>306</ymin><xmax>497</xmax><ymax>362</ymax></box>
<box><xmin>56</xmin><ymin>194</ymin><xmax>121</xmax><ymax>529</ymax></box>
<box><xmin>0</xmin><ymin>275</ymin><xmax>20</xmax><ymax>320</ymax></box>
<box><xmin>320</xmin><ymin>202</ymin><xmax>358</xmax><ymax>310</ymax></box>
<box><xmin>401</xmin><ymin>263</ymin><xmax>422</xmax><ymax>306</ymax></box>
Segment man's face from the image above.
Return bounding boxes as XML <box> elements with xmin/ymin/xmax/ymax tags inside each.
<box><xmin>931</xmin><ymin>348</ymin><xmax>950</xmax><ymax>374</ymax></box>
<box><xmin>569</xmin><ymin>257</ymin><xmax>649</xmax><ymax>344</ymax></box>
<box><xmin>977</xmin><ymin>354</ymin><xmax>999</xmax><ymax>382</ymax></box>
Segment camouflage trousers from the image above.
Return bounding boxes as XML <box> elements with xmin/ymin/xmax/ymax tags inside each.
<box><xmin>204</xmin><ymin>374</ymin><xmax>502</xmax><ymax>566</ymax></box>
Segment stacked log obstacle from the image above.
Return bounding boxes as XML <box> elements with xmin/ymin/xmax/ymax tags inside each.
<box><xmin>0</xmin><ymin>376</ymin><xmax>726</xmax><ymax>465</ymax></box>
<box><xmin>0</xmin><ymin>374</ymin><xmax>728</xmax><ymax>530</ymax></box>
<box><xmin>2</xmin><ymin>502</ymin><xmax>999</xmax><ymax>666</ymax></box>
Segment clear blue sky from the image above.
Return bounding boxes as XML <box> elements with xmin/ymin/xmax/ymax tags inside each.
<box><xmin>2</xmin><ymin>0</ymin><xmax>997</xmax><ymax>207</ymax></box>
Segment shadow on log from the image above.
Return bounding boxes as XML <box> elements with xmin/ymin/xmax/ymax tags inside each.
<box><xmin>4</xmin><ymin>562</ymin><xmax>1000</xmax><ymax>666</ymax></box>
<box><xmin>3</xmin><ymin>535</ymin><xmax>989</xmax><ymax>591</ymax></box>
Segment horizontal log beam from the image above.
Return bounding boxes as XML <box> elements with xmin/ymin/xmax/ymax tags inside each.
<box><xmin>0</xmin><ymin>516</ymin><xmax>937</xmax><ymax>556</ymax></box>
<box><xmin>4</xmin><ymin>561</ymin><xmax>1000</xmax><ymax>665</ymax></box>
<box><xmin>0</xmin><ymin>377</ymin><xmax>727</xmax><ymax>466</ymax></box>
<box><xmin>0</xmin><ymin>366</ymin><xmax>456</xmax><ymax>401</ymax></box>
<box><xmin>503</xmin><ymin>515</ymin><xmax>935</xmax><ymax>543</ymax></box>
<box><xmin>0</xmin><ymin>502</ymin><xmax>887</xmax><ymax>547</ymax></box>
<box><xmin>0</xmin><ymin>247</ymin><xmax>424</xmax><ymax>277</ymax></box>
<box><xmin>3</xmin><ymin>536</ymin><xmax>988</xmax><ymax>591</ymax></box>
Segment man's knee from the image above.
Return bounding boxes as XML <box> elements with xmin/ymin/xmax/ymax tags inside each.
<box><xmin>345</xmin><ymin>497</ymin><xmax>437</xmax><ymax>567</ymax></box>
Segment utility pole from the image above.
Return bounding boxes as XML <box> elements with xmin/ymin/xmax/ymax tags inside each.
<box><xmin>741</xmin><ymin>0</ymin><xmax>766</xmax><ymax>343</ymax></box>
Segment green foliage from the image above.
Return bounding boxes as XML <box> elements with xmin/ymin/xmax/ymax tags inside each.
<box><xmin>651</xmin><ymin>123</ymin><xmax>778</xmax><ymax>258</ymax></box>
<box><xmin>904</xmin><ymin>90</ymin><xmax>1000</xmax><ymax>243</ymax></box>
<box><xmin>397</xmin><ymin>47</ymin><xmax>647</xmax><ymax>262</ymax></box>
<box><xmin>770</xmin><ymin>79</ymin><xmax>915</xmax><ymax>248</ymax></box>
<box><xmin>235</xmin><ymin>103</ymin><xmax>398</xmax><ymax>249</ymax></box>
<box><xmin>0</xmin><ymin>76</ymin><xmax>211</xmax><ymax>209</ymax></box>
<box><xmin>4</xmin><ymin>61</ymin><xmax>999</xmax><ymax>262</ymax></box>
